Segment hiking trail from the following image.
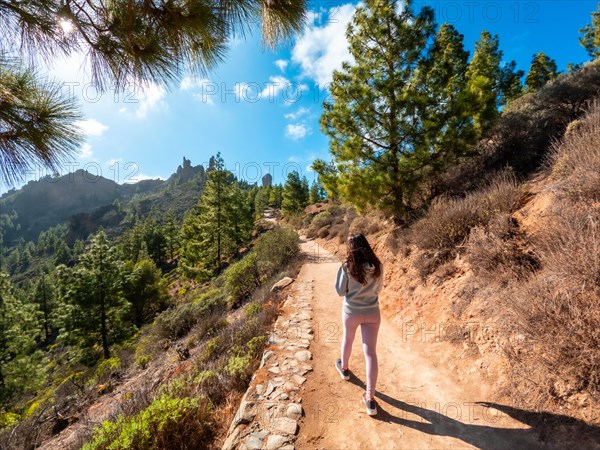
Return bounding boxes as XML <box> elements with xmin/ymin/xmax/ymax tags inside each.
<box><xmin>293</xmin><ymin>238</ymin><xmax>542</xmax><ymax>449</ymax></box>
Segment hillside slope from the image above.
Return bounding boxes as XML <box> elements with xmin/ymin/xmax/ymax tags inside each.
<box><xmin>0</xmin><ymin>158</ymin><xmax>205</xmax><ymax>245</ymax></box>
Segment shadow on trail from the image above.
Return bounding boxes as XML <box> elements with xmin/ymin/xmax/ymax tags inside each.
<box><xmin>347</xmin><ymin>374</ymin><xmax>600</xmax><ymax>449</ymax></box>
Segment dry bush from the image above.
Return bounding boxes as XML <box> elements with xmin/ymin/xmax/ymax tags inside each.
<box><xmin>547</xmin><ymin>101</ymin><xmax>600</xmax><ymax>200</ymax></box>
<box><xmin>413</xmin><ymin>250</ymin><xmax>451</xmax><ymax>281</ymax></box>
<box><xmin>431</xmin><ymin>261</ymin><xmax>458</xmax><ymax>286</ymax></box>
<box><xmin>349</xmin><ymin>216</ymin><xmax>372</xmax><ymax>235</ymax></box>
<box><xmin>510</xmin><ymin>275</ymin><xmax>600</xmax><ymax>408</ymax></box>
<box><xmin>305</xmin><ymin>225</ymin><xmax>317</xmax><ymax>239</ymax></box>
<box><xmin>326</xmin><ymin>205</ymin><xmax>356</xmax><ymax>244</ymax></box>
<box><xmin>507</xmin><ymin>205</ymin><xmax>600</xmax><ymax>413</ymax></box>
<box><xmin>465</xmin><ymin>214</ymin><xmax>539</xmax><ymax>281</ymax></box>
<box><xmin>326</xmin><ymin>203</ymin><xmax>346</xmax><ymax>217</ymax></box>
<box><xmin>327</xmin><ymin>226</ymin><xmax>338</xmax><ymax>238</ymax></box>
<box><xmin>317</xmin><ymin>226</ymin><xmax>330</xmax><ymax>238</ymax></box>
<box><xmin>332</xmin><ymin>220</ymin><xmax>349</xmax><ymax>243</ymax></box>
<box><xmin>413</xmin><ymin>175</ymin><xmax>522</xmax><ymax>251</ymax></box>
<box><xmin>384</xmin><ymin>228</ymin><xmax>410</xmax><ymax>257</ymax></box>
<box><xmin>535</xmin><ymin>205</ymin><xmax>600</xmax><ymax>293</ymax></box>
<box><xmin>412</xmin><ymin>174</ymin><xmax>522</xmax><ymax>278</ymax></box>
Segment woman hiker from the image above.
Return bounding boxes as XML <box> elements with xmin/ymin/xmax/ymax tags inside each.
<box><xmin>335</xmin><ymin>233</ymin><xmax>384</xmax><ymax>416</ymax></box>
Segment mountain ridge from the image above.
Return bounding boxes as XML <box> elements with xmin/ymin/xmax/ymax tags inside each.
<box><xmin>0</xmin><ymin>158</ymin><xmax>206</xmax><ymax>246</ymax></box>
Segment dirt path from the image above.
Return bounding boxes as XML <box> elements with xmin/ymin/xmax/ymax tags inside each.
<box><xmin>295</xmin><ymin>238</ymin><xmax>544</xmax><ymax>450</ymax></box>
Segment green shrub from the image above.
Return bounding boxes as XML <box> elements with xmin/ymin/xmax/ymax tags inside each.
<box><xmin>311</xmin><ymin>211</ymin><xmax>333</xmax><ymax>228</ymax></box>
<box><xmin>0</xmin><ymin>412</ymin><xmax>20</xmax><ymax>428</ymax></box>
<box><xmin>83</xmin><ymin>394</ymin><xmax>211</xmax><ymax>450</ymax></box>
<box><xmin>91</xmin><ymin>357</ymin><xmax>121</xmax><ymax>384</ymax></box>
<box><xmin>254</xmin><ymin>227</ymin><xmax>299</xmax><ymax>279</ymax></box>
<box><xmin>200</xmin><ymin>337</ymin><xmax>221</xmax><ymax>363</ymax></box>
<box><xmin>194</xmin><ymin>370</ymin><xmax>217</xmax><ymax>384</ymax></box>
<box><xmin>225</xmin><ymin>355</ymin><xmax>252</xmax><ymax>377</ymax></box>
<box><xmin>245</xmin><ymin>303</ymin><xmax>262</xmax><ymax>317</ymax></box>
<box><xmin>246</xmin><ymin>335</ymin><xmax>266</xmax><ymax>357</ymax></box>
<box><xmin>155</xmin><ymin>302</ymin><xmax>206</xmax><ymax>340</ymax></box>
<box><xmin>224</xmin><ymin>253</ymin><xmax>259</xmax><ymax>308</ymax></box>
<box><xmin>136</xmin><ymin>355</ymin><xmax>152</xmax><ymax>369</ymax></box>
<box><xmin>194</xmin><ymin>288</ymin><xmax>226</xmax><ymax>307</ymax></box>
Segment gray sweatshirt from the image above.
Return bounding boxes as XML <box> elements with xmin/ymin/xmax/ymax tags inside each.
<box><xmin>335</xmin><ymin>262</ymin><xmax>383</xmax><ymax>315</ymax></box>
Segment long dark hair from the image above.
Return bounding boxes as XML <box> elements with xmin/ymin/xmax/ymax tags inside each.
<box><xmin>345</xmin><ymin>233</ymin><xmax>382</xmax><ymax>285</ymax></box>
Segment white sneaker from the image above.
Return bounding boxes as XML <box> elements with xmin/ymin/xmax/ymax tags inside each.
<box><xmin>363</xmin><ymin>393</ymin><xmax>378</xmax><ymax>416</ymax></box>
<box><xmin>335</xmin><ymin>359</ymin><xmax>350</xmax><ymax>380</ymax></box>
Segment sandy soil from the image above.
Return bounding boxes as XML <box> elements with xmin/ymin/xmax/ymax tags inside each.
<box><xmin>294</xmin><ymin>238</ymin><xmax>547</xmax><ymax>450</ymax></box>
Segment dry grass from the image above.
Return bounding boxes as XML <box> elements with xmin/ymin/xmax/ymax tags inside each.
<box><xmin>547</xmin><ymin>101</ymin><xmax>600</xmax><ymax>200</ymax></box>
<box><xmin>465</xmin><ymin>214</ymin><xmax>539</xmax><ymax>282</ymax></box>
<box><xmin>506</xmin><ymin>203</ymin><xmax>600</xmax><ymax>415</ymax></box>
<box><xmin>411</xmin><ymin>174</ymin><xmax>523</xmax><ymax>277</ymax></box>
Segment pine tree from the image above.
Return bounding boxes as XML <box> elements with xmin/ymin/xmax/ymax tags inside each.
<box><xmin>580</xmin><ymin>3</ymin><xmax>600</xmax><ymax>59</ymax></box>
<box><xmin>124</xmin><ymin>259</ymin><xmax>167</xmax><ymax>328</ymax></box>
<box><xmin>525</xmin><ymin>52</ymin><xmax>558</xmax><ymax>92</ymax></box>
<box><xmin>0</xmin><ymin>61</ymin><xmax>84</xmax><ymax>185</ymax></box>
<box><xmin>180</xmin><ymin>154</ymin><xmax>237</xmax><ymax>280</ymax></box>
<box><xmin>415</xmin><ymin>23</ymin><xmax>477</xmax><ymax>185</ymax></box>
<box><xmin>498</xmin><ymin>60</ymin><xmax>525</xmax><ymax>105</ymax></box>
<box><xmin>1</xmin><ymin>1</ymin><xmax>307</xmax><ymax>185</ymax></box>
<box><xmin>32</xmin><ymin>275</ymin><xmax>57</xmax><ymax>344</ymax></box>
<box><xmin>282</xmin><ymin>171</ymin><xmax>309</xmax><ymax>216</ymax></box>
<box><xmin>0</xmin><ymin>211</ymin><xmax>18</xmax><ymax>270</ymax></box>
<box><xmin>254</xmin><ymin>186</ymin><xmax>272</xmax><ymax>218</ymax></box>
<box><xmin>57</xmin><ymin>231</ymin><xmax>129</xmax><ymax>359</ymax></box>
<box><xmin>309</xmin><ymin>179</ymin><xmax>326</xmax><ymax>204</ymax></box>
<box><xmin>142</xmin><ymin>217</ymin><xmax>166</xmax><ymax>265</ymax></box>
<box><xmin>466</xmin><ymin>31</ymin><xmax>502</xmax><ymax>132</ymax></box>
<box><xmin>163</xmin><ymin>211</ymin><xmax>181</xmax><ymax>260</ymax></box>
<box><xmin>54</xmin><ymin>241</ymin><xmax>72</xmax><ymax>265</ymax></box>
<box><xmin>230</xmin><ymin>183</ymin><xmax>254</xmax><ymax>247</ymax></box>
<box><xmin>315</xmin><ymin>1</ymin><xmax>490</xmax><ymax>218</ymax></box>
<box><xmin>0</xmin><ymin>273</ymin><xmax>37</xmax><ymax>394</ymax></box>
<box><xmin>269</xmin><ymin>185</ymin><xmax>284</xmax><ymax>208</ymax></box>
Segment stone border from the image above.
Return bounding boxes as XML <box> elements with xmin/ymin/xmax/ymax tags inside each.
<box><xmin>222</xmin><ymin>279</ymin><xmax>314</xmax><ymax>450</ymax></box>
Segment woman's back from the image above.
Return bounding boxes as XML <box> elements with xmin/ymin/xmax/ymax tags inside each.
<box><xmin>336</xmin><ymin>262</ymin><xmax>383</xmax><ymax>315</ymax></box>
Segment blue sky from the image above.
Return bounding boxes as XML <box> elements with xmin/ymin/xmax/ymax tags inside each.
<box><xmin>3</xmin><ymin>0</ymin><xmax>598</xmax><ymax>193</ymax></box>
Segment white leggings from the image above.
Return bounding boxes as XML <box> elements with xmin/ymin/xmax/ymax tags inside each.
<box><xmin>341</xmin><ymin>310</ymin><xmax>381</xmax><ymax>399</ymax></box>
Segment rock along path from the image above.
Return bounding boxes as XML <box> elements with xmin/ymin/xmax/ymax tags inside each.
<box><xmin>223</xmin><ymin>238</ymin><xmax>547</xmax><ymax>450</ymax></box>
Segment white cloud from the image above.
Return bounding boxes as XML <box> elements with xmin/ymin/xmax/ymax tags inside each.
<box><xmin>180</xmin><ymin>77</ymin><xmax>216</xmax><ymax>105</ymax></box>
<box><xmin>79</xmin><ymin>143</ymin><xmax>93</xmax><ymax>159</ymax></box>
<box><xmin>292</xmin><ymin>3</ymin><xmax>356</xmax><ymax>86</ymax></box>
<box><xmin>275</xmin><ymin>59</ymin><xmax>288</xmax><ymax>72</ymax></box>
<box><xmin>285</xmin><ymin>107</ymin><xmax>311</xmax><ymax>120</ymax></box>
<box><xmin>191</xmin><ymin>93</ymin><xmax>215</xmax><ymax>105</ymax></box>
<box><xmin>180</xmin><ymin>76</ymin><xmax>197</xmax><ymax>91</ymax></box>
<box><xmin>260</xmin><ymin>76</ymin><xmax>292</xmax><ymax>98</ymax></box>
<box><xmin>134</xmin><ymin>82</ymin><xmax>167</xmax><ymax>119</ymax></box>
<box><xmin>286</xmin><ymin>123</ymin><xmax>311</xmax><ymax>140</ymax></box>
<box><xmin>235</xmin><ymin>82</ymin><xmax>250</xmax><ymax>99</ymax></box>
<box><xmin>75</xmin><ymin>119</ymin><xmax>108</xmax><ymax>137</ymax></box>
<box><xmin>106</xmin><ymin>158</ymin><xmax>123</xmax><ymax>166</ymax></box>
